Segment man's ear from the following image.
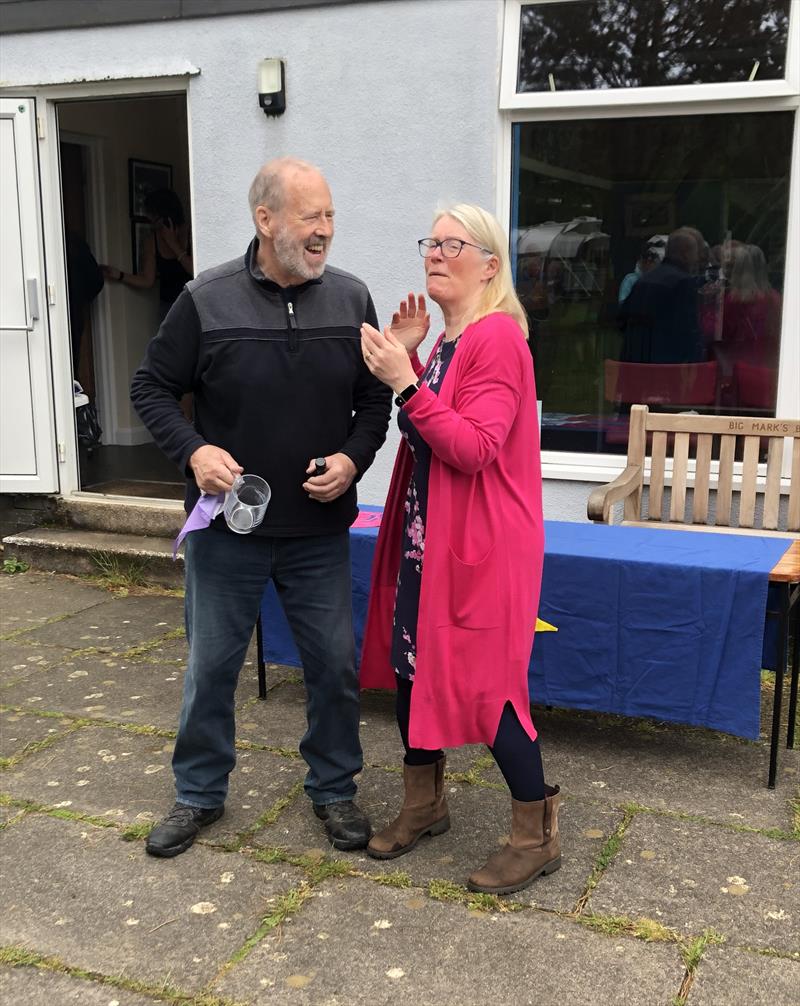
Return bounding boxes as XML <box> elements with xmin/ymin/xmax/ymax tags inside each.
<box><xmin>255</xmin><ymin>204</ymin><xmax>272</xmax><ymax>239</ymax></box>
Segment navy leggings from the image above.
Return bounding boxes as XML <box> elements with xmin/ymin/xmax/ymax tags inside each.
<box><xmin>395</xmin><ymin>676</ymin><xmax>546</xmax><ymax>802</ymax></box>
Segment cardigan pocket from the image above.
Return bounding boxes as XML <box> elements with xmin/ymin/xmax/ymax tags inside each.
<box><xmin>439</xmin><ymin>546</ymin><xmax>501</xmax><ymax>628</ymax></box>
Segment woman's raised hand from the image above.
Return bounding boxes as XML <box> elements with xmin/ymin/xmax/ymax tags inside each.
<box><xmin>388</xmin><ymin>293</ymin><xmax>430</xmax><ymax>354</ymax></box>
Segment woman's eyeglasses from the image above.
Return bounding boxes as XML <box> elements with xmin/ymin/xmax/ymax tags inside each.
<box><xmin>418</xmin><ymin>238</ymin><xmax>492</xmax><ymax>258</ymax></box>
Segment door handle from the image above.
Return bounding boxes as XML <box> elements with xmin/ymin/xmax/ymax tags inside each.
<box><xmin>26</xmin><ymin>277</ymin><xmax>40</xmax><ymax>326</ymax></box>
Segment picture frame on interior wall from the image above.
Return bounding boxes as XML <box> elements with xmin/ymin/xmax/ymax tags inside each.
<box><xmin>624</xmin><ymin>192</ymin><xmax>675</xmax><ymax>237</ymax></box>
<box><xmin>128</xmin><ymin>158</ymin><xmax>172</xmax><ymax>218</ymax></box>
<box><xmin>131</xmin><ymin>220</ymin><xmax>151</xmax><ymax>275</ymax></box>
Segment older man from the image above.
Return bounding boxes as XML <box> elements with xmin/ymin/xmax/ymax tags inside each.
<box><xmin>131</xmin><ymin>158</ymin><xmax>391</xmax><ymax>856</ymax></box>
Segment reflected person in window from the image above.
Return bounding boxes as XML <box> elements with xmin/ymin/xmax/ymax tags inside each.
<box><xmin>617</xmin><ymin>239</ymin><xmax>664</xmax><ymax>304</ymax></box>
<box><xmin>618</xmin><ymin>227</ymin><xmax>705</xmax><ymax>365</ymax></box>
<box><xmin>359</xmin><ymin>204</ymin><xmax>560</xmax><ymax>895</ymax></box>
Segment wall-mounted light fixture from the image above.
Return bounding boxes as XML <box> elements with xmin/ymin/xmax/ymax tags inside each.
<box><xmin>258</xmin><ymin>58</ymin><xmax>286</xmax><ymax>116</ymax></box>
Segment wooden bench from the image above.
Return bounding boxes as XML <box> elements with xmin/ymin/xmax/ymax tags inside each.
<box><xmin>588</xmin><ymin>404</ymin><xmax>800</xmax><ymax>786</ymax></box>
<box><xmin>588</xmin><ymin>405</ymin><xmax>800</xmax><ymax>535</ymax></box>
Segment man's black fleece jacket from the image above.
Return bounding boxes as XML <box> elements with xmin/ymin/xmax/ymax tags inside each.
<box><xmin>130</xmin><ymin>239</ymin><xmax>392</xmax><ymax>536</ymax></box>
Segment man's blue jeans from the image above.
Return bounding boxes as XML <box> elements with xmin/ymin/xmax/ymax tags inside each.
<box><xmin>174</xmin><ymin>527</ymin><xmax>362</xmax><ymax>808</ymax></box>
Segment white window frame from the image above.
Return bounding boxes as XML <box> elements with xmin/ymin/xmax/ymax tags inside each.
<box><xmin>501</xmin><ymin>0</ymin><xmax>800</xmax><ymax>110</ymax></box>
<box><xmin>497</xmin><ymin>0</ymin><xmax>800</xmax><ymax>483</ymax></box>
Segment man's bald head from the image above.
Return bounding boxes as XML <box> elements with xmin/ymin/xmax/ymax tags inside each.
<box><xmin>248</xmin><ymin>157</ymin><xmax>324</xmax><ymax>222</ymax></box>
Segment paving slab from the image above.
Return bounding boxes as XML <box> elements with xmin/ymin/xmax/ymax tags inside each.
<box><xmin>125</xmin><ymin>632</ymin><xmax>188</xmax><ymax>665</ymax></box>
<box><xmin>0</xmin><ymin>724</ymin><xmax>307</xmax><ymax>840</ymax></box>
<box><xmin>1</xmin><ymin>640</ymin><xmax>79</xmax><ymax>688</ymax></box>
<box><xmin>0</xmin><ymin>709</ymin><xmax>74</xmax><ymax>759</ymax></box>
<box><xmin>246</xmin><ymin>682</ymin><xmax>479</xmax><ymax>773</ymax></box>
<box><xmin>253</xmin><ymin>766</ymin><xmax>620</xmax><ymax>911</ymax></box>
<box><xmin>214</xmin><ymin>875</ymin><xmax>684</xmax><ymax>1005</ymax></box>
<box><xmin>478</xmin><ymin>706</ymin><xmax>800</xmax><ymax>833</ymax></box>
<box><xmin>0</xmin><ymin>966</ymin><xmax>171</xmax><ymax>1005</ymax></box>
<box><xmin>23</xmin><ymin>594</ymin><xmax>184</xmax><ymax>652</ymax></box>
<box><xmin>0</xmin><ymin>652</ymin><xmax>187</xmax><ymax>728</ymax></box>
<box><xmin>689</xmin><ymin>946</ymin><xmax>800</xmax><ymax>1005</ymax></box>
<box><xmin>589</xmin><ymin>814</ymin><xmax>800</xmax><ymax>952</ymax></box>
<box><xmin>1</xmin><ymin>814</ymin><xmax>305</xmax><ymax>993</ymax></box>
<box><xmin>0</xmin><ymin>572</ymin><xmax>107</xmax><ymax>635</ymax></box>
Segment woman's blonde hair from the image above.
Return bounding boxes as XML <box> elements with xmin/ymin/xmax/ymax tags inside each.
<box><xmin>433</xmin><ymin>203</ymin><xmax>529</xmax><ymax>338</ymax></box>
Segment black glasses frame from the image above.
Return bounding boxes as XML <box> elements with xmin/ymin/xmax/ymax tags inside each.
<box><xmin>418</xmin><ymin>238</ymin><xmax>493</xmax><ymax>258</ymax></box>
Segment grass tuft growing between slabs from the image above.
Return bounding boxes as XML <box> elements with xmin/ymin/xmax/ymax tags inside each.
<box><xmin>427</xmin><ymin>878</ymin><xmax>521</xmax><ymax>914</ymax></box>
<box><xmin>0</xmin><ymin>945</ymin><xmax>248</xmax><ymax>1006</ymax></box>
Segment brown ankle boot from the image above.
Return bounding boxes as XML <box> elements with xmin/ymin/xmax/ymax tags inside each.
<box><xmin>467</xmin><ymin>785</ymin><xmax>561</xmax><ymax>895</ymax></box>
<box><xmin>367</xmin><ymin>757</ymin><xmax>450</xmax><ymax>859</ymax></box>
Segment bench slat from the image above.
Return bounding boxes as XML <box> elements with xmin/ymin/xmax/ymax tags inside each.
<box><xmin>692</xmin><ymin>433</ymin><xmax>713</xmax><ymax>524</ymax></box>
<box><xmin>649</xmin><ymin>431</ymin><xmax>667</xmax><ymax>521</ymax></box>
<box><xmin>670</xmin><ymin>432</ymin><xmax>690</xmax><ymax>522</ymax></box>
<box><xmin>739</xmin><ymin>436</ymin><xmax>760</xmax><ymax>528</ymax></box>
<box><xmin>789</xmin><ymin>438</ymin><xmax>800</xmax><ymax>533</ymax></box>
<box><xmin>763</xmin><ymin>438</ymin><xmax>784</xmax><ymax>530</ymax></box>
<box><xmin>716</xmin><ymin>435</ymin><xmax>735</xmax><ymax>527</ymax></box>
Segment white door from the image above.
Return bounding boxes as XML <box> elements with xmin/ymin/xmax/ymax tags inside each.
<box><xmin>0</xmin><ymin>98</ymin><xmax>58</xmax><ymax>493</ymax></box>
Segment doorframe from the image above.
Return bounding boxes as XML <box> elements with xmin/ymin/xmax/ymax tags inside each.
<box><xmin>0</xmin><ymin>73</ymin><xmax>196</xmax><ymax>498</ymax></box>
<box><xmin>59</xmin><ymin>129</ymin><xmax>119</xmax><ymax>445</ymax></box>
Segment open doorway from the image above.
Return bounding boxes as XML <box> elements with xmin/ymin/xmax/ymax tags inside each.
<box><xmin>57</xmin><ymin>93</ymin><xmax>191</xmax><ymax>500</ymax></box>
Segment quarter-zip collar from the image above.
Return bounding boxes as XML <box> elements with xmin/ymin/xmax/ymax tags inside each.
<box><xmin>245</xmin><ymin>236</ymin><xmax>325</xmax><ymax>295</ymax></box>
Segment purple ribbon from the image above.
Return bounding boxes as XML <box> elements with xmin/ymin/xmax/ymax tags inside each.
<box><xmin>173</xmin><ymin>493</ymin><xmax>225</xmax><ymax>559</ymax></box>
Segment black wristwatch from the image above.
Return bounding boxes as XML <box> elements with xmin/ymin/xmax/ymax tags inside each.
<box><xmin>394</xmin><ymin>382</ymin><xmax>420</xmax><ymax>407</ymax></box>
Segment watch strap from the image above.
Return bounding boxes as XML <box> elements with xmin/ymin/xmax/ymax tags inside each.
<box><xmin>394</xmin><ymin>382</ymin><xmax>420</xmax><ymax>407</ymax></box>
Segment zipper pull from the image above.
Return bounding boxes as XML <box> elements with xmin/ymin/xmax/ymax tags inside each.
<box><xmin>287</xmin><ymin>301</ymin><xmax>297</xmax><ymax>329</ymax></box>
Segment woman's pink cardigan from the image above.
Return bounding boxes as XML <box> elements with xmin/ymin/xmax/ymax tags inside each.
<box><xmin>360</xmin><ymin>312</ymin><xmax>545</xmax><ymax>749</ymax></box>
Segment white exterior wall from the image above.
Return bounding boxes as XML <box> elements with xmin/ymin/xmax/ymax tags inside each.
<box><xmin>0</xmin><ymin>0</ymin><xmax>602</xmax><ymax>519</ymax></box>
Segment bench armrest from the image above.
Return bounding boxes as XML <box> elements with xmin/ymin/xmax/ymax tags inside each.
<box><xmin>587</xmin><ymin>465</ymin><xmax>642</xmax><ymax>523</ymax></box>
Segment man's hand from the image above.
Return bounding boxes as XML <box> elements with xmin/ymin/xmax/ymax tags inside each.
<box><xmin>302</xmin><ymin>453</ymin><xmax>357</xmax><ymax>502</ymax></box>
<box><xmin>189</xmin><ymin>445</ymin><xmax>243</xmax><ymax>494</ymax></box>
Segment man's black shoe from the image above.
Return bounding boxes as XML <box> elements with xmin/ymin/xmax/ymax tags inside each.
<box><xmin>313</xmin><ymin>799</ymin><xmax>371</xmax><ymax>851</ymax></box>
<box><xmin>145</xmin><ymin>802</ymin><xmax>225</xmax><ymax>858</ymax></box>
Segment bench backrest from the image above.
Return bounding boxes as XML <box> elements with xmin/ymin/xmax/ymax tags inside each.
<box><xmin>625</xmin><ymin>405</ymin><xmax>800</xmax><ymax>532</ymax></box>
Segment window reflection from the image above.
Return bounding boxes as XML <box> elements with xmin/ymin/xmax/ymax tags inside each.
<box><xmin>518</xmin><ymin>0</ymin><xmax>792</xmax><ymax>92</ymax></box>
<box><xmin>512</xmin><ymin>112</ymin><xmax>791</xmax><ymax>453</ymax></box>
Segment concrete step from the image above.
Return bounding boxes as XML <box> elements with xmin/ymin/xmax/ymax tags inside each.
<box><xmin>2</xmin><ymin>527</ymin><xmax>184</xmax><ymax>588</ymax></box>
<box><xmin>56</xmin><ymin>493</ymin><xmax>185</xmax><ymax>538</ymax></box>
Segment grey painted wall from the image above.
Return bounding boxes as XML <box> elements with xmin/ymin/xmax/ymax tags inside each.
<box><xmin>1</xmin><ymin>0</ymin><xmax>605</xmax><ymax>518</ymax></box>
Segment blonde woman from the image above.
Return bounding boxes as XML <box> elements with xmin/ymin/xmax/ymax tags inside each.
<box><xmin>359</xmin><ymin>204</ymin><xmax>560</xmax><ymax>894</ymax></box>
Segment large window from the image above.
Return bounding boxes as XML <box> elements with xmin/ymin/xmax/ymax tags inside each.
<box><xmin>511</xmin><ymin>111</ymin><xmax>793</xmax><ymax>453</ymax></box>
<box><xmin>518</xmin><ymin>0</ymin><xmax>793</xmax><ymax>92</ymax></box>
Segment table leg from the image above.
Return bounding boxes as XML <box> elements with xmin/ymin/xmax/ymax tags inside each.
<box><xmin>768</xmin><ymin>584</ymin><xmax>788</xmax><ymax>789</ymax></box>
<box><xmin>786</xmin><ymin>583</ymin><xmax>799</xmax><ymax>750</ymax></box>
<box><xmin>256</xmin><ymin>614</ymin><xmax>267</xmax><ymax>700</ymax></box>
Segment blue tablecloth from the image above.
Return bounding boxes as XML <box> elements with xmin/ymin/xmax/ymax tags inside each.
<box><xmin>261</xmin><ymin>511</ymin><xmax>792</xmax><ymax>740</ymax></box>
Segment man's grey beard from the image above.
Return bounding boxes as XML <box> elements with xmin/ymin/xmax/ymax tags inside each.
<box><xmin>273</xmin><ymin>226</ymin><xmax>329</xmax><ymax>281</ymax></box>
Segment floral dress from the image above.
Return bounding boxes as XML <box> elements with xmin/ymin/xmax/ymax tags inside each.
<box><xmin>391</xmin><ymin>337</ymin><xmax>460</xmax><ymax>680</ymax></box>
